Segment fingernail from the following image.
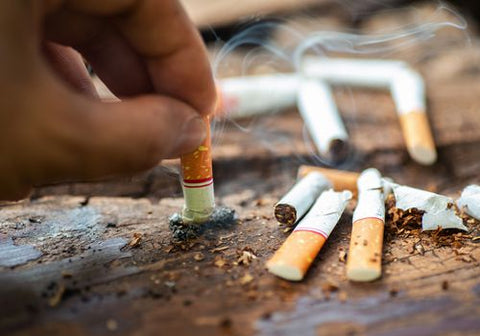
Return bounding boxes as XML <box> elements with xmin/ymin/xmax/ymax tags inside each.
<box><xmin>170</xmin><ymin>116</ymin><xmax>207</xmax><ymax>157</ymax></box>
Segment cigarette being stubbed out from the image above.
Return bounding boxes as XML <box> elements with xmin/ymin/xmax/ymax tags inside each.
<box><xmin>297</xmin><ymin>79</ymin><xmax>350</xmax><ymax>162</ymax></box>
<box><xmin>274</xmin><ymin>172</ymin><xmax>332</xmax><ymax>226</ymax></box>
<box><xmin>180</xmin><ymin>116</ymin><xmax>215</xmax><ymax>224</ymax></box>
<box><xmin>267</xmin><ymin>190</ymin><xmax>352</xmax><ymax>281</ymax></box>
<box><xmin>346</xmin><ymin>168</ymin><xmax>386</xmax><ymax>282</ymax></box>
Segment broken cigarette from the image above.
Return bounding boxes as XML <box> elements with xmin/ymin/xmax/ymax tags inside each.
<box><xmin>297</xmin><ymin>78</ymin><xmax>349</xmax><ymax>161</ymax></box>
<box><xmin>267</xmin><ymin>190</ymin><xmax>352</xmax><ymax>281</ymax></box>
<box><xmin>216</xmin><ymin>74</ymin><xmax>299</xmax><ymax>119</ymax></box>
<box><xmin>456</xmin><ymin>185</ymin><xmax>480</xmax><ymax>220</ymax></box>
<box><xmin>274</xmin><ymin>172</ymin><xmax>332</xmax><ymax>226</ymax></box>
<box><xmin>392</xmin><ymin>69</ymin><xmax>436</xmax><ymax>165</ymax></box>
<box><xmin>297</xmin><ymin>165</ymin><xmax>360</xmax><ymax>193</ymax></box>
<box><xmin>180</xmin><ymin>116</ymin><xmax>215</xmax><ymax>224</ymax></box>
<box><xmin>346</xmin><ymin>168</ymin><xmax>386</xmax><ymax>282</ymax></box>
<box><xmin>389</xmin><ymin>183</ymin><xmax>467</xmax><ymax>231</ymax></box>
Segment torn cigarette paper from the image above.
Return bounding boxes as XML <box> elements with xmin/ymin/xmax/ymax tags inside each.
<box><xmin>456</xmin><ymin>185</ymin><xmax>480</xmax><ymax>220</ymax></box>
<box><xmin>390</xmin><ymin>184</ymin><xmax>467</xmax><ymax>231</ymax></box>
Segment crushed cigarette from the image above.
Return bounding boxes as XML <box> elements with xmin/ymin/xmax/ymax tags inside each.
<box><xmin>456</xmin><ymin>185</ymin><xmax>480</xmax><ymax>220</ymax></box>
<box><xmin>347</xmin><ymin>168</ymin><xmax>386</xmax><ymax>282</ymax></box>
<box><xmin>274</xmin><ymin>172</ymin><xmax>332</xmax><ymax>226</ymax></box>
<box><xmin>390</xmin><ymin>183</ymin><xmax>467</xmax><ymax>231</ymax></box>
<box><xmin>266</xmin><ymin>190</ymin><xmax>352</xmax><ymax>281</ymax></box>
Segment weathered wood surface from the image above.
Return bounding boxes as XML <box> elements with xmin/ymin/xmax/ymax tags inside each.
<box><xmin>2</xmin><ymin>3</ymin><xmax>480</xmax><ymax>336</ymax></box>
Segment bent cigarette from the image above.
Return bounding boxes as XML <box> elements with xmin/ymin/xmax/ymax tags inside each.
<box><xmin>180</xmin><ymin>116</ymin><xmax>215</xmax><ymax>224</ymax></box>
<box><xmin>267</xmin><ymin>190</ymin><xmax>352</xmax><ymax>281</ymax></box>
<box><xmin>391</xmin><ymin>68</ymin><xmax>436</xmax><ymax>165</ymax></box>
<box><xmin>216</xmin><ymin>74</ymin><xmax>299</xmax><ymax>119</ymax></box>
<box><xmin>297</xmin><ymin>165</ymin><xmax>360</xmax><ymax>193</ymax></box>
<box><xmin>303</xmin><ymin>57</ymin><xmax>407</xmax><ymax>89</ymax></box>
<box><xmin>274</xmin><ymin>172</ymin><xmax>332</xmax><ymax>226</ymax></box>
<box><xmin>297</xmin><ymin>79</ymin><xmax>349</xmax><ymax>162</ymax></box>
<box><xmin>346</xmin><ymin>168</ymin><xmax>386</xmax><ymax>282</ymax></box>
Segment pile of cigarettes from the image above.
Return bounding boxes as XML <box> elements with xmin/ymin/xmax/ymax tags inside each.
<box><xmin>267</xmin><ymin>165</ymin><xmax>480</xmax><ymax>282</ymax></box>
<box><xmin>216</xmin><ymin>57</ymin><xmax>436</xmax><ymax>165</ymax></box>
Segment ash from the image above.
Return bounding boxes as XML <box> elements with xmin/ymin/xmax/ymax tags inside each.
<box><xmin>169</xmin><ymin>207</ymin><xmax>237</xmax><ymax>241</ymax></box>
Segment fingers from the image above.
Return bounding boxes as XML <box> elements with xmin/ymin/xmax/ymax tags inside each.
<box><xmin>44</xmin><ymin>0</ymin><xmax>216</xmax><ymax>116</ymax></box>
<box><xmin>23</xmin><ymin>82</ymin><xmax>206</xmax><ymax>185</ymax></box>
<box><xmin>42</xmin><ymin>42</ymin><xmax>98</xmax><ymax>97</ymax></box>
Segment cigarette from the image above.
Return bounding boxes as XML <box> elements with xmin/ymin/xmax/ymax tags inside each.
<box><xmin>267</xmin><ymin>190</ymin><xmax>352</xmax><ymax>281</ymax></box>
<box><xmin>297</xmin><ymin>165</ymin><xmax>360</xmax><ymax>193</ymax></box>
<box><xmin>216</xmin><ymin>74</ymin><xmax>299</xmax><ymax>119</ymax></box>
<box><xmin>274</xmin><ymin>172</ymin><xmax>332</xmax><ymax>226</ymax></box>
<box><xmin>297</xmin><ymin>79</ymin><xmax>349</xmax><ymax>161</ymax></box>
<box><xmin>304</xmin><ymin>57</ymin><xmax>436</xmax><ymax>165</ymax></box>
<box><xmin>180</xmin><ymin>116</ymin><xmax>215</xmax><ymax>224</ymax></box>
<box><xmin>346</xmin><ymin>168</ymin><xmax>386</xmax><ymax>282</ymax></box>
<box><xmin>392</xmin><ymin>69</ymin><xmax>436</xmax><ymax>165</ymax></box>
<box><xmin>456</xmin><ymin>185</ymin><xmax>480</xmax><ymax>220</ymax></box>
<box><xmin>390</xmin><ymin>183</ymin><xmax>467</xmax><ymax>231</ymax></box>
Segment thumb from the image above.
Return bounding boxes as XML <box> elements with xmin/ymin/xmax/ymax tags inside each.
<box><xmin>27</xmin><ymin>91</ymin><xmax>207</xmax><ymax>185</ymax></box>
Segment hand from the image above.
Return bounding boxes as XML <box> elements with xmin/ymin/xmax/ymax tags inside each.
<box><xmin>0</xmin><ymin>0</ymin><xmax>216</xmax><ymax>200</ymax></box>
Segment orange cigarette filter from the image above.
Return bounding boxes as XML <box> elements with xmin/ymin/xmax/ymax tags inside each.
<box><xmin>267</xmin><ymin>190</ymin><xmax>352</xmax><ymax>281</ymax></box>
<box><xmin>346</xmin><ymin>168</ymin><xmax>386</xmax><ymax>282</ymax></box>
<box><xmin>297</xmin><ymin>165</ymin><xmax>359</xmax><ymax>194</ymax></box>
<box><xmin>180</xmin><ymin>116</ymin><xmax>215</xmax><ymax>223</ymax></box>
<box><xmin>398</xmin><ymin>111</ymin><xmax>436</xmax><ymax>165</ymax></box>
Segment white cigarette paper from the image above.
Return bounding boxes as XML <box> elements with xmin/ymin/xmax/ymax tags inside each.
<box><xmin>297</xmin><ymin>78</ymin><xmax>349</xmax><ymax>158</ymax></box>
<box><xmin>181</xmin><ymin>181</ymin><xmax>215</xmax><ymax>223</ymax></box>
<box><xmin>294</xmin><ymin>189</ymin><xmax>352</xmax><ymax>238</ymax></box>
<box><xmin>352</xmin><ymin>168</ymin><xmax>385</xmax><ymax>223</ymax></box>
<box><xmin>218</xmin><ymin>74</ymin><xmax>299</xmax><ymax>118</ymax></box>
<box><xmin>390</xmin><ymin>183</ymin><xmax>467</xmax><ymax>231</ymax></box>
<box><xmin>456</xmin><ymin>185</ymin><xmax>480</xmax><ymax>220</ymax></box>
<box><xmin>274</xmin><ymin>172</ymin><xmax>332</xmax><ymax>225</ymax></box>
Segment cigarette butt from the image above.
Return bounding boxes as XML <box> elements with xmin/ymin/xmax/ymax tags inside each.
<box><xmin>297</xmin><ymin>79</ymin><xmax>349</xmax><ymax>162</ymax></box>
<box><xmin>398</xmin><ymin>111</ymin><xmax>437</xmax><ymax>165</ymax></box>
<box><xmin>180</xmin><ymin>116</ymin><xmax>215</xmax><ymax>223</ymax></box>
<box><xmin>274</xmin><ymin>172</ymin><xmax>332</xmax><ymax>226</ymax></box>
<box><xmin>346</xmin><ymin>168</ymin><xmax>385</xmax><ymax>282</ymax></box>
<box><xmin>346</xmin><ymin>218</ymin><xmax>384</xmax><ymax>281</ymax></box>
<box><xmin>267</xmin><ymin>231</ymin><xmax>327</xmax><ymax>281</ymax></box>
<box><xmin>267</xmin><ymin>190</ymin><xmax>352</xmax><ymax>281</ymax></box>
<box><xmin>297</xmin><ymin>166</ymin><xmax>359</xmax><ymax>193</ymax></box>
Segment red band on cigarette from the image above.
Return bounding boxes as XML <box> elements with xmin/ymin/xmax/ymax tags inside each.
<box><xmin>183</xmin><ymin>178</ymin><xmax>213</xmax><ymax>184</ymax></box>
<box><xmin>183</xmin><ymin>179</ymin><xmax>214</xmax><ymax>189</ymax></box>
<box><xmin>294</xmin><ymin>228</ymin><xmax>328</xmax><ymax>239</ymax></box>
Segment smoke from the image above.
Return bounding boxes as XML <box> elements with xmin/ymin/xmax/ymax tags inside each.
<box><xmin>209</xmin><ymin>2</ymin><xmax>469</xmax><ymax>169</ymax></box>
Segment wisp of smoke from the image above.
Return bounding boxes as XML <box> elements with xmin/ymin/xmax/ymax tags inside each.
<box><xmin>209</xmin><ymin>2</ymin><xmax>469</xmax><ymax>169</ymax></box>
